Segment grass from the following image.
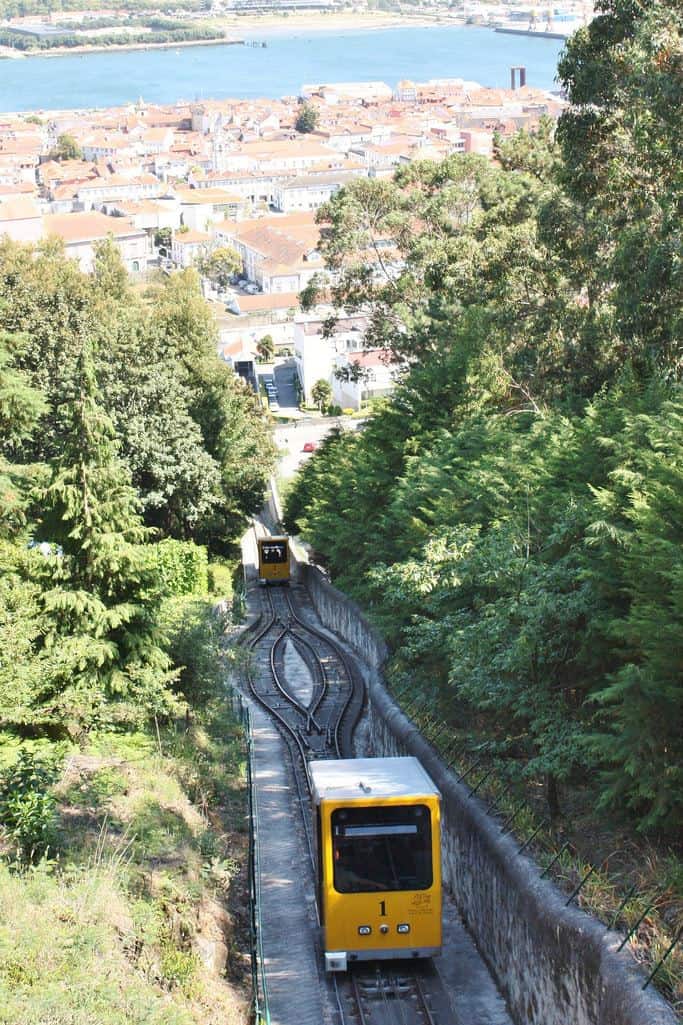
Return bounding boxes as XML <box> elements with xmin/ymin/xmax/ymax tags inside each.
<box><xmin>0</xmin><ymin>701</ymin><xmax>250</xmax><ymax>1025</ymax></box>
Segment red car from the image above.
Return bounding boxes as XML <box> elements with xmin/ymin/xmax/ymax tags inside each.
<box><xmin>302</xmin><ymin>441</ymin><xmax>318</xmax><ymax>453</ymax></box>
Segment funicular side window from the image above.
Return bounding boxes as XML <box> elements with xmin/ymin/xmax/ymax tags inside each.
<box><xmin>261</xmin><ymin>542</ymin><xmax>287</xmax><ymax>564</ymax></box>
<box><xmin>331</xmin><ymin>804</ymin><xmax>432</xmax><ymax>893</ymax></box>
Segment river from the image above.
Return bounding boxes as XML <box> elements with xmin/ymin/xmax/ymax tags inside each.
<box><xmin>0</xmin><ymin>24</ymin><xmax>565</xmax><ymax>113</ymax></box>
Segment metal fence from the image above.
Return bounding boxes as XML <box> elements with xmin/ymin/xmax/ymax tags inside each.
<box><xmin>229</xmin><ymin>688</ymin><xmax>271</xmax><ymax>1025</ymax></box>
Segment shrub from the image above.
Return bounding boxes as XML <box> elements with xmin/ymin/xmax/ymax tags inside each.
<box><xmin>0</xmin><ymin>750</ymin><xmax>61</xmax><ymax>862</ymax></box>
<box><xmin>162</xmin><ymin>599</ymin><xmax>226</xmax><ymax>709</ymax></box>
<box><xmin>151</xmin><ymin>539</ymin><xmax>208</xmax><ymax>597</ymax></box>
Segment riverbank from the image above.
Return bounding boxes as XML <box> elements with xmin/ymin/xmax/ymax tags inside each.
<box><xmin>219</xmin><ymin>10</ymin><xmax>458</xmax><ymax>33</ymax></box>
<box><xmin>1</xmin><ymin>11</ymin><xmax>464</xmax><ymax>60</ymax></box>
<box><xmin>495</xmin><ymin>24</ymin><xmax>573</xmax><ymax>40</ymax></box>
<box><xmin>6</xmin><ymin>34</ymin><xmax>243</xmax><ymax>59</ymax></box>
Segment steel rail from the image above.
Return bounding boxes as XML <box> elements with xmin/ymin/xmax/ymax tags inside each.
<box><xmin>287</xmin><ymin>620</ymin><xmax>355</xmax><ymax>758</ymax></box>
<box><xmin>283</xmin><ymin>590</ymin><xmax>365</xmax><ymax>757</ymax></box>
<box><xmin>269</xmin><ymin>625</ymin><xmax>323</xmax><ymax>731</ymax></box>
<box><xmin>283</xmin><ymin>626</ymin><xmax>331</xmax><ymax>721</ymax></box>
<box><xmin>350</xmin><ymin>971</ymin><xmax>370</xmax><ymax>1025</ymax></box>
<box><xmin>246</xmin><ymin>529</ymin><xmax>442</xmax><ymax>1025</ymax></box>
<box><xmin>413</xmin><ymin>971</ymin><xmax>439</xmax><ymax>1025</ymax></box>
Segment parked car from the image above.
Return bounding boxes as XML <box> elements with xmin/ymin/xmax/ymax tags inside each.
<box><xmin>302</xmin><ymin>441</ymin><xmax>318</xmax><ymax>453</ymax></box>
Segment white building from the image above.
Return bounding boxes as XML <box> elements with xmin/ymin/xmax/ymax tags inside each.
<box><xmin>332</xmin><ymin>348</ymin><xmax>397</xmax><ymax>411</ymax></box>
<box><xmin>171</xmin><ymin>229</ymin><xmax>211</xmax><ymax>268</ymax></box>
<box><xmin>293</xmin><ymin>312</ymin><xmax>368</xmax><ymax>406</ymax></box>
<box><xmin>271</xmin><ymin>169</ymin><xmax>365</xmax><ymax>213</ymax></box>
<box><xmin>214</xmin><ymin>212</ymin><xmax>325</xmax><ymax>294</ymax></box>
<box><xmin>42</xmin><ymin>211</ymin><xmax>151</xmax><ymax>273</ymax></box>
<box><xmin>0</xmin><ymin>196</ymin><xmax>43</xmax><ymax>243</ymax></box>
<box><xmin>301</xmin><ymin>81</ymin><xmax>393</xmax><ymax>104</ymax></box>
<box><xmin>75</xmin><ymin>173</ymin><xmax>162</xmax><ymax>210</ymax></box>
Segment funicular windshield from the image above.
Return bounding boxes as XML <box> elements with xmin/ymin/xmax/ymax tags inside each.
<box><xmin>260</xmin><ymin>541</ymin><xmax>287</xmax><ymax>564</ymax></box>
<box><xmin>331</xmin><ymin>804</ymin><xmax>432</xmax><ymax>893</ymax></box>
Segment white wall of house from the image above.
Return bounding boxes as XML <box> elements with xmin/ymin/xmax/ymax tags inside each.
<box><xmin>272</xmin><ymin>181</ymin><xmax>339</xmax><ymax>213</ymax></box>
<box><xmin>294</xmin><ymin>319</ymin><xmax>335</xmax><ymax>405</ymax></box>
<box><xmin>259</xmin><ymin>270</ymin><xmax>300</xmax><ymax>293</ymax></box>
<box><xmin>181</xmin><ymin>202</ymin><xmax>215</xmax><ymax>232</ymax></box>
<box><xmin>294</xmin><ymin>314</ymin><xmax>368</xmax><ymax>404</ymax></box>
<box><xmin>0</xmin><ymin>210</ymin><xmax>42</xmax><ymax>242</ymax></box>
<box><xmin>219</xmin><ymin>318</ymin><xmax>293</xmax><ymax>355</ymax></box>
<box><xmin>332</xmin><ymin>352</ymin><xmax>396</xmax><ymax>411</ymax></box>
<box><xmin>63</xmin><ymin>233</ymin><xmax>151</xmax><ymax>274</ymax></box>
<box><xmin>257</xmin><ymin>261</ymin><xmax>324</xmax><ymax>295</ymax></box>
<box><xmin>77</xmin><ymin>179</ymin><xmax>161</xmax><ymax>210</ymax></box>
<box><xmin>171</xmin><ymin>236</ymin><xmax>209</xmax><ymax>268</ymax></box>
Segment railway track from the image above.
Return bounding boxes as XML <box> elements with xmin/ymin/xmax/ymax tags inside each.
<box><xmin>240</xmin><ymin>524</ymin><xmax>449</xmax><ymax>1025</ymax></box>
<box><xmin>336</xmin><ymin>965</ymin><xmax>439</xmax><ymax>1025</ymax></box>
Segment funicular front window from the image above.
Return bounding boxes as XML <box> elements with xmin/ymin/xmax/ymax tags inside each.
<box><xmin>261</xmin><ymin>542</ymin><xmax>287</xmax><ymax>564</ymax></box>
<box><xmin>332</xmin><ymin>804</ymin><xmax>432</xmax><ymax>893</ymax></box>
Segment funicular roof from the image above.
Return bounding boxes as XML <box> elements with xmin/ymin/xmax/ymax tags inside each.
<box><xmin>309</xmin><ymin>757</ymin><xmax>439</xmax><ymax>803</ymax></box>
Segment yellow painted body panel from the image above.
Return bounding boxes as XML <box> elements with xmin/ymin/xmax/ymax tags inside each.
<box><xmin>257</xmin><ymin>537</ymin><xmax>290</xmax><ymax>583</ymax></box>
<box><xmin>319</xmin><ymin>795</ymin><xmax>442</xmax><ymax>957</ymax></box>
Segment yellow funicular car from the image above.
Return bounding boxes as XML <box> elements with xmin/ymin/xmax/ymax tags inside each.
<box><xmin>257</xmin><ymin>535</ymin><xmax>290</xmax><ymax>585</ymax></box>
<box><xmin>309</xmin><ymin>756</ymin><xmax>442</xmax><ymax>972</ymax></box>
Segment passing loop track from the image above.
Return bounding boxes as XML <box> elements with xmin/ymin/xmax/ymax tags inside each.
<box><xmin>242</xmin><ymin>528</ymin><xmax>443</xmax><ymax>1025</ymax></box>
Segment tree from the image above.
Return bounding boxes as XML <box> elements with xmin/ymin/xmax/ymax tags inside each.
<box><xmin>557</xmin><ymin>0</ymin><xmax>683</xmax><ymax>379</ymax></box>
<box><xmin>0</xmin><ymin>237</ymin><xmax>96</xmax><ymax>464</ymax></box>
<box><xmin>311</xmin><ymin>378</ymin><xmax>332</xmax><ymax>413</ymax></box>
<box><xmin>96</xmin><ymin>306</ymin><xmax>223</xmax><ymax>539</ymax></box>
<box><xmin>334</xmin><ymin>360</ymin><xmax>371</xmax><ymax>385</ymax></box>
<box><xmin>146</xmin><ymin>271</ymin><xmax>275</xmax><ymax>548</ymax></box>
<box><xmin>92</xmin><ymin>237</ymin><xmax>128</xmax><ymax>302</ymax></box>
<box><xmin>0</xmin><ymin>327</ymin><xmax>47</xmax><ymax>537</ymax></box>
<box><xmin>154</xmin><ymin>227</ymin><xmax>172</xmax><ymax>252</ymax></box>
<box><xmin>582</xmin><ymin>396</ymin><xmax>683</xmax><ymax>829</ymax></box>
<box><xmin>51</xmin><ymin>133</ymin><xmax>82</xmax><ymax>161</ymax></box>
<box><xmin>295</xmin><ymin>102</ymin><xmax>319</xmax><ymax>134</ymax></box>
<box><xmin>195</xmin><ymin>245</ymin><xmax>241</xmax><ymax>289</ymax></box>
<box><xmin>33</xmin><ymin>337</ymin><xmax>178</xmax><ymax>731</ymax></box>
<box><xmin>256</xmin><ymin>334</ymin><xmax>275</xmax><ymax>362</ymax></box>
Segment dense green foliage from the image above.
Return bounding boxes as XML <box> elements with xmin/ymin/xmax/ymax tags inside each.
<box><xmin>287</xmin><ymin>0</ymin><xmax>683</xmax><ymax>834</ymax></box>
<box><xmin>0</xmin><ymin>239</ymin><xmax>273</xmax><ymax>739</ymax></box>
<box><xmin>50</xmin><ymin>133</ymin><xmax>82</xmax><ymax>161</ymax></box>
<box><xmin>295</xmin><ymin>102</ymin><xmax>320</xmax><ymax>134</ymax></box>
<box><xmin>195</xmin><ymin>246</ymin><xmax>241</xmax><ymax>291</ymax></box>
<box><xmin>0</xmin><ymin>749</ymin><xmax>60</xmax><ymax>862</ymax></box>
<box><xmin>0</xmin><ymin>0</ymin><xmax>202</xmax><ymax>17</ymax></box>
<box><xmin>0</xmin><ymin>22</ymin><xmax>222</xmax><ymax>50</ymax></box>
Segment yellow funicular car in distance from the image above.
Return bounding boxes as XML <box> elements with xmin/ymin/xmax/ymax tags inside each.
<box><xmin>309</xmin><ymin>756</ymin><xmax>442</xmax><ymax>972</ymax></box>
<box><xmin>257</xmin><ymin>535</ymin><xmax>290</xmax><ymax>585</ymax></box>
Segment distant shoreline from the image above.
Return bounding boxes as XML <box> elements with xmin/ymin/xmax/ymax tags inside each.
<box><xmin>494</xmin><ymin>25</ymin><xmax>570</xmax><ymax>41</ymax></box>
<box><xmin>2</xmin><ymin>35</ymin><xmax>243</xmax><ymax>60</ymax></box>
<box><xmin>0</xmin><ymin>14</ymin><xmax>576</xmax><ymax>61</ymax></box>
<box><xmin>0</xmin><ymin>12</ymin><xmax>463</xmax><ymax>60</ymax></box>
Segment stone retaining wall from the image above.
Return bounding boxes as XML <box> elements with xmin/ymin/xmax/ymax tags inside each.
<box><xmin>299</xmin><ymin>561</ymin><xmax>679</xmax><ymax>1025</ymax></box>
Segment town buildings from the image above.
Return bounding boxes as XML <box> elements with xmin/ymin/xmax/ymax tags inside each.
<box><xmin>0</xmin><ymin>76</ymin><xmax>565</xmax><ymax>405</ymax></box>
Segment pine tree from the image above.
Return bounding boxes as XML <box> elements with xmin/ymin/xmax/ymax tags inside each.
<box><xmin>0</xmin><ymin>328</ymin><xmax>47</xmax><ymax>537</ymax></box>
<box><xmin>34</xmin><ymin>337</ymin><xmax>178</xmax><ymax>731</ymax></box>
